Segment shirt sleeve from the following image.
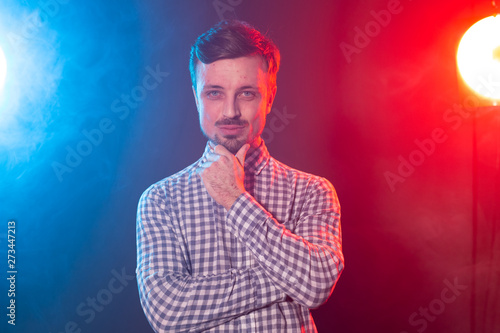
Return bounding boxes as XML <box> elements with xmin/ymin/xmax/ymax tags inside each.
<box><xmin>136</xmin><ymin>185</ymin><xmax>286</xmax><ymax>333</ymax></box>
<box><xmin>225</xmin><ymin>176</ymin><xmax>344</xmax><ymax>309</ymax></box>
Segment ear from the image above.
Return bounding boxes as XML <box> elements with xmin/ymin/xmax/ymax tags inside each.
<box><xmin>192</xmin><ymin>85</ymin><xmax>200</xmax><ymax>111</ymax></box>
<box><xmin>266</xmin><ymin>85</ymin><xmax>277</xmax><ymax>114</ymax></box>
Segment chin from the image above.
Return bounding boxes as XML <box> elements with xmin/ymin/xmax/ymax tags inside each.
<box><xmin>214</xmin><ymin>135</ymin><xmax>247</xmax><ymax>154</ymax></box>
<box><xmin>222</xmin><ymin>140</ymin><xmax>246</xmax><ymax>154</ymax></box>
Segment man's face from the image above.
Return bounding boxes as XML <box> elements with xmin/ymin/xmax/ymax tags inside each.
<box><xmin>193</xmin><ymin>55</ymin><xmax>276</xmax><ymax>154</ymax></box>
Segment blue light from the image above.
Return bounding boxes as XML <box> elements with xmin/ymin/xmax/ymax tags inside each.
<box><xmin>0</xmin><ymin>46</ymin><xmax>5</xmax><ymax>96</ymax></box>
<box><xmin>0</xmin><ymin>2</ymin><xmax>63</xmax><ymax>163</ymax></box>
<box><xmin>0</xmin><ymin>0</ymin><xmax>143</xmax><ymax>174</ymax></box>
<box><xmin>0</xmin><ymin>1</ymin><xmax>144</xmax><ymax>330</ymax></box>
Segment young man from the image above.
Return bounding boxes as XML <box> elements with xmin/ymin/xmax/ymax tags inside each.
<box><xmin>136</xmin><ymin>20</ymin><xmax>344</xmax><ymax>332</ymax></box>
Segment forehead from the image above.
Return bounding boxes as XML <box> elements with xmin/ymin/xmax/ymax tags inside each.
<box><xmin>196</xmin><ymin>55</ymin><xmax>269</xmax><ymax>89</ymax></box>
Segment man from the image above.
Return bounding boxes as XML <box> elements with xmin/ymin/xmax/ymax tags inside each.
<box><xmin>136</xmin><ymin>20</ymin><xmax>344</xmax><ymax>332</ymax></box>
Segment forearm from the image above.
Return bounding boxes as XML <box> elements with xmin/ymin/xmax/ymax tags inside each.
<box><xmin>136</xmin><ymin>187</ymin><xmax>286</xmax><ymax>332</ymax></box>
<box><xmin>136</xmin><ymin>264</ymin><xmax>284</xmax><ymax>332</ymax></box>
<box><xmin>226</xmin><ymin>191</ymin><xmax>344</xmax><ymax>308</ymax></box>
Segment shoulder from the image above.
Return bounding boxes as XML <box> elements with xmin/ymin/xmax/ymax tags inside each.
<box><xmin>266</xmin><ymin>156</ymin><xmax>339</xmax><ymax>207</ymax></box>
<box><xmin>269</xmin><ymin>156</ymin><xmax>334</xmax><ymax>187</ymax></box>
<box><xmin>139</xmin><ymin>159</ymin><xmax>201</xmax><ymax>203</ymax></box>
<box><xmin>270</xmin><ymin>157</ymin><xmax>341</xmax><ymax>214</ymax></box>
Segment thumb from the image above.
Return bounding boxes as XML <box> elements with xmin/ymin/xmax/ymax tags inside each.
<box><xmin>235</xmin><ymin>144</ymin><xmax>250</xmax><ymax>166</ymax></box>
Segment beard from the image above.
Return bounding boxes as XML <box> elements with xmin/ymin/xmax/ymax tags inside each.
<box><xmin>202</xmin><ymin>118</ymin><xmax>250</xmax><ymax>154</ymax></box>
<box><xmin>210</xmin><ymin>134</ymin><xmax>247</xmax><ymax>154</ymax></box>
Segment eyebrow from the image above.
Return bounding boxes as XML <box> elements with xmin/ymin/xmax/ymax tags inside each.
<box><xmin>202</xmin><ymin>84</ymin><xmax>224</xmax><ymax>90</ymax></box>
<box><xmin>238</xmin><ymin>85</ymin><xmax>259</xmax><ymax>90</ymax></box>
<box><xmin>202</xmin><ymin>84</ymin><xmax>259</xmax><ymax>91</ymax></box>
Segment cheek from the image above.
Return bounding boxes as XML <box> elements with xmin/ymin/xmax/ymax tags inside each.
<box><xmin>249</xmin><ymin>111</ymin><xmax>267</xmax><ymax>134</ymax></box>
<box><xmin>198</xmin><ymin>99</ymin><xmax>222</xmax><ymax>119</ymax></box>
<box><xmin>198</xmin><ymin>101</ymin><xmax>221</xmax><ymax>131</ymax></box>
<box><xmin>198</xmin><ymin>101</ymin><xmax>215</xmax><ymax>120</ymax></box>
<box><xmin>199</xmin><ymin>111</ymin><xmax>214</xmax><ymax>130</ymax></box>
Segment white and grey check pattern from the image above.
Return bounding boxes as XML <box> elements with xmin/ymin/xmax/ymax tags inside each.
<box><xmin>136</xmin><ymin>142</ymin><xmax>344</xmax><ymax>332</ymax></box>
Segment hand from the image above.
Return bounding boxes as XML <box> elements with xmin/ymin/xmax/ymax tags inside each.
<box><xmin>199</xmin><ymin>144</ymin><xmax>250</xmax><ymax>210</ymax></box>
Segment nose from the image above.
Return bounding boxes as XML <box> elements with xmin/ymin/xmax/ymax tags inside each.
<box><xmin>222</xmin><ymin>97</ymin><xmax>241</xmax><ymax>118</ymax></box>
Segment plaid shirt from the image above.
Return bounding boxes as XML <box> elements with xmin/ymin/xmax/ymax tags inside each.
<box><xmin>136</xmin><ymin>142</ymin><xmax>344</xmax><ymax>332</ymax></box>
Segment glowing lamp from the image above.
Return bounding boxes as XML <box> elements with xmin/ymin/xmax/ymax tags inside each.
<box><xmin>0</xmin><ymin>46</ymin><xmax>6</xmax><ymax>94</ymax></box>
<box><xmin>457</xmin><ymin>15</ymin><xmax>500</xmax><ymax>105</ymax></box>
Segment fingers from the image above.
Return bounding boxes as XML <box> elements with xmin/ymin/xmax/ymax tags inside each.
<box><xmin>213</xmin><ymin>145</ymin><xmax>232</xmax><ymax>157</ymax></box>
<box><xmin>196</xmin><ymin>153</ymin><xmax>219</xmax><ymax>174</ymax></box>
<box><xmin>204</xmin><ymin>153</ymin><xmax>220</xmax><ymax>163</ymax></box>
<box><xmin>213</xmin><ymin>144</ymin><xmax>249</xmax><ymax>166</ymax></box>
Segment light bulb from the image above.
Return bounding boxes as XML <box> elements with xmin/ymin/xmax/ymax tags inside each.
<box><xmin>457</xmin><ymin>15</ymin><xmax>500</xmax><ymax>104</ymax></box>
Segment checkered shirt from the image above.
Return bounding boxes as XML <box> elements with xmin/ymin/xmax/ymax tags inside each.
<box><xmin>136</xmin><ymin>141</ymin><xmax>344</xmax><ymax>332</ymax></box>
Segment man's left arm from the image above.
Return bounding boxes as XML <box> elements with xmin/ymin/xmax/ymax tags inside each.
<box><xmin>199</xmin><ymin>144</ymin><xmax>344</xmax><ymax>308</ymax></box>
<box><xmin>226</xmin><ymin>177</ymin><xmax>344</xmax><ymax>308</ymax></box>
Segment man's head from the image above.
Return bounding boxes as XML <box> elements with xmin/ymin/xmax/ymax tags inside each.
<box><xmin>190</xmin><ymin>20</ymin><xmax>280</xmax><ymax>154</ymax></box>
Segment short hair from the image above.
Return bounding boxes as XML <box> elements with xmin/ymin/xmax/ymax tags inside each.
<box><xmin>189</xmin><ymin>20</ymin><xmax>280</xmax><ymax>91</ymax></box>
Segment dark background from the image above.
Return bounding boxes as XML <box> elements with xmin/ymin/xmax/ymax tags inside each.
<box><xmin>0</xmin><ymin>0</ymin><xmax>499</xmax><ymax>332</ymax></box>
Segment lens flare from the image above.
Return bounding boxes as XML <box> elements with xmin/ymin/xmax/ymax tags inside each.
<box><xmin>457</xmin><ymin>15</ymin><xmax>500</xmax><ymax>104</ymax></box>
<box><xmin>0</xmin><ymin>46</ymin><xmax>6</xmax><ymax>95</ymax></box>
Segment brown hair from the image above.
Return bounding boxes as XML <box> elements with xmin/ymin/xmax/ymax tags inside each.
<box><xmin>190</xmin><ymin>20</ymin><xmax>280</xmax><ymax>91</ymax></box>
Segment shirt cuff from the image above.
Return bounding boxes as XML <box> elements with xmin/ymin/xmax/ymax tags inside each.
<box><xmin>226</xmin><ymin>192</ymin><xmax>270</xmax><ymax>241</ymax></box>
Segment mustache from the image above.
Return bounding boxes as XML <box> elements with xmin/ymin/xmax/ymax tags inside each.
<box><xmin>215</xmin><ymin>118</ymin><xmax>248</xmax><ymax>126</ymax></box>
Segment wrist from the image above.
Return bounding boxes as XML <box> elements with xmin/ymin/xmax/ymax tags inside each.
<box><xmin>223</xmin><ymin>190</ymin><xmax>245</xmax><ymax>211</ymax></box>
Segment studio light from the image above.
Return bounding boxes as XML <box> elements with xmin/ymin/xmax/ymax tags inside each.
<box><xmin>457</xmin><ymin>7</ymin><xmax>500</xmax><ymax>105</ymax></box>
<box><xmin>0</xmin><ymin>46</ymin><xmax>6</xmax><ymax>95</ymax></box>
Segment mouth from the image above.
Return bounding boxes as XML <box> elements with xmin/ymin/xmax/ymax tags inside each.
<box><xmin>217</xmin><ymin>124</ymin><xmax>247</xmax><ymax>136</ymax></box>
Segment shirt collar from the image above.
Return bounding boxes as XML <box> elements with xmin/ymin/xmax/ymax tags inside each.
<box><xmin>201</xmin><ymin>140</ymin><xmax>270</xmax><ymax>176</ymax></box>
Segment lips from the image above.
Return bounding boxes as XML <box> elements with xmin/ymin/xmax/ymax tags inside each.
<box><xmin>217</xmin><ymin>124</ymin><xmax>246</xmax><ymax>136</ymax></box>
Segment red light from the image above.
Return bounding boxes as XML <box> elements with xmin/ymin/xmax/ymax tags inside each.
<box><xmin>457</xmin><ymin>15</ymin><xmax>500</xmax><ymax>105</ymax></box>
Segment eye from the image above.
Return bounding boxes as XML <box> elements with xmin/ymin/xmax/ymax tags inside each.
<box><xmin>239</xmin><ymin>91</ymin><xmax>256</xmax><ymax>99</ymax></box>
<box><xmin>206</xmin><ymin>90</ymin><xmax>222</xmax><ymax>99</ymax></box>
